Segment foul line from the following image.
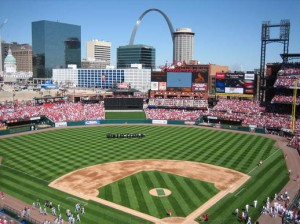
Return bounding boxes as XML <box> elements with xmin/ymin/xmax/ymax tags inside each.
<box><xmin>234</xmin><ymin>188</ymin><xmax>246</xmax><ymax>197</ymax></box>
<box><xmin>247</xmin><ymin>149</ymin><xmax>280</xmax><ymax>175</ymax></box>
<box><xmin>66</xmin><ymin>197</ymin><xmax>88</xmax><ymax>206</ymax></box>
<box><xmin>0</xmin><ymin>164</ymin><xmax>50</xmax><ymax>183</ymax></box>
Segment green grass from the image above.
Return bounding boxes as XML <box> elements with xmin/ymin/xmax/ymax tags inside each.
<box><xmin>156</xmin><ymin>188</ymin><xmax>165</xmax><ymax>196</ymax></box>
<box><xmin>0</xmin><ymin>125</ymin><xmax>289</xmax><ymax>223</ymax></box>
<box><xmin>99</xmin><ymin>171</ymin><xmax>219</xmax><ymax>218</ymax></box>
<box><xmin>105</xmin><ymin>111</ymin><xmax>146</xmax><ymax>119</ymax></box>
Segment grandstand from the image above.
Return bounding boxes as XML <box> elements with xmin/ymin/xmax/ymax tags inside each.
<box><xmin>0</xmin><ymin>61</ymin><xmax>300</xmax><ymax>224</ymax></box>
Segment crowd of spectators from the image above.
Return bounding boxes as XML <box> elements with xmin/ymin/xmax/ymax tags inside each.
<box><xmin>0</xmin><ymin>213</ymin><xmax>16</xmax><ymax>224</ymax></box>
<box><xmin>1</xmin><ymin>97</ymin><xmax>300</xmax><ymax>141</ymax></box>
<box><xmin>145</xmin><ymin>108</ymin><xmax>205</xmax><ymax>121</ymax></box>
<box><xmin>0</xmin><ymin>102</ymin><xmax>105</xmax><ymax>123</ymax></box>
<box><xmin>271</xmin><ymin>95</ymin><xmax>300</xmax><ymax>105</ymax></box>
<box><xmin>288</xmin><ymin>135</ymin><xmax>300</xmax><ymax>149</ymax></box>
<box><xmin>212</xmin><ymin>98</ymin><xmax>265</xmax><ymax>114</ymax></box>
<box><xmin>148</xmin><ymin>98</ymin><xmax>208</xmax><ymax>109</ymax></box>
<box><xmin>274</xmin><ymin>75</ymin><xmax>300</xmax><ymax>89</ymax></box>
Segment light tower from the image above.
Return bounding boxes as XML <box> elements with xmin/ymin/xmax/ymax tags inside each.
<box><xmin>0</xmin><ymin>19</ymin><xmax>8</xmax><ymax>75</ymax></box>
<box><xmin>259</xmin><ymin>19</ymin><xmax>290</xmax><ymax>102</ymax></box>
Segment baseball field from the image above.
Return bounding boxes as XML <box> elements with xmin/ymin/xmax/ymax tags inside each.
<box><xmin>0</xmin><ymin>124</ymin><xmax>289</xmax><ymax>223</ymax></box>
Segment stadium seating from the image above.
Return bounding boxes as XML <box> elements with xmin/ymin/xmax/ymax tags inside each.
<box><xmin>0</xmin><ymin>102</ymin><xmax>105</xmax><ymax>122</ymax></box>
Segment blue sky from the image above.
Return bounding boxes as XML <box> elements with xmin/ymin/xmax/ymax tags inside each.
<box><xmin>1</xmin><ymin>0</ymin><xmax>299</xmax><ymax>71</ymax></box>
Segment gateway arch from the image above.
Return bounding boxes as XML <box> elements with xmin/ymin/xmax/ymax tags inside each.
<box><xmin>129</xmin><ymin>8</ymin><xmax>175</xmax><ymax>61</ymax></box>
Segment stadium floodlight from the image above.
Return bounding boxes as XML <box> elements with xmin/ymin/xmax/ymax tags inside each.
<box><xmin>0</xmin><ymin>19</ymin><xmax>8</xmax><ymax>75</ymax></box>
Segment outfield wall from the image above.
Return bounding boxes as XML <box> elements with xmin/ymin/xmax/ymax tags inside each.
<box><xmin>0</xmin><ymin>118</ymin><xmax>266</xmax><ymax>136</ymax></box>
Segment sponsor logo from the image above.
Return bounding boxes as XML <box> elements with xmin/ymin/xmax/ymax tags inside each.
<box><xmin>85</xmin><ymin>120</ymin><xmax>100</xmax><ymax>125</ymax></box>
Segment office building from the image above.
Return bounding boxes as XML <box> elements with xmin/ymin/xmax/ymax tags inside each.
<box><xmin>117</xmin><ymin>44</ymin><xmax>155</xmax><ymax>69</ymax></box>
<box><xmin>32</xmin><ymin>20</ymin><xmax>81</xmax><ymax>80</ymax></box>
<box><xmin>1</xmin><ymin>48</ymin><xmax>32</xmax><ymax>83</ymax></box>
<box><xmin>53</xmin><ymin>68</ymin><xmax>151</xmax><ymax>92</ymax></box>
<box><xmin>11</xmin><ymin>44</ymin><xmax>32</xmax><ymax>72</ymax></box>
<box><xmin>173</xmin><ymin>28</ymin><xmax>194</xmax><ymax>64</ymax></box>
<box><xmin>86</xmin><ymin>39</ymin><xmax>111</xmax><ymax>64</ymax></box>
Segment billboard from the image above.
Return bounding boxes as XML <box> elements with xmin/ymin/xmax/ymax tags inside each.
<box><xmin>159</xmin><ymin>82</ymin><xmax>166</xmax><ymax>90</ymax></box>
<box><xmin>150</xmin><ymin>69</ymin><xmax>208</xmax><ymax>92</ymax></box>
<box><xmin>151</xmin><ymin>82</ymin><xmax>159</xmax><ymax>90</ymax></box>
<box><xmin>215</xmin><ymin>72</ymin><xmax>255</xmax><ymax>95</ymax></box>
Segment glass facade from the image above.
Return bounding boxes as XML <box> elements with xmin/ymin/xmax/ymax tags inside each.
<box><xmin>78</xmin><ymin>69</ymin><xmax>124</xmax><ymax>88</ymax></box>
<box><xmin>117</xmin><ymin>44</ymin><xmax>155</xmax><ymax>69</ymax></box>
<box><xmin>32</xmin><ymin>20</ymin><xmax>81</xmax><ymax>79</ymax></box>
<box><xmin>53</xmin><ymin>68</ymin><xmax>151</xmax><ymax>92</ymax></box>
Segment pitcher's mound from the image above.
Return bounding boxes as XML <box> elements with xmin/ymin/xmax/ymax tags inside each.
<box><xmin>149</xmin><ymin>188</ymin><xmax>172</xmax><ymax>197</ymax></box>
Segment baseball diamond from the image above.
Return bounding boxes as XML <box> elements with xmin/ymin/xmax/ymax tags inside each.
<box><xmin>0</xmin><ymin>125</ymin><xmax>289</xmax><ymax>223</ymax></box>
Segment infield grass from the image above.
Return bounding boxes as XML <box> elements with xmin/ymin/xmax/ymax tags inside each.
<box><xmin>105</xmin><ymin>111</ymin><xmax>146</xmax><ymax>119</ymax></box>
<box><xmin>0</xmin><ymin>125</ymin><xmax>289</xmax><ymax>223</ymax></box>
<box><xmin>99</xmin><ymin>171</ymin><xmax>219</xmax><ymax>218</ymax></box>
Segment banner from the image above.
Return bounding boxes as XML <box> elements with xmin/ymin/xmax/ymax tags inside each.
<box><xmin>85</xmin><ymin>120</ymin><xmax>100</xmax><ymax>125</ymax></box>
<box><xmin>55</xmin><ymin>122</ymin><xmax>67</xmax><ymax>127</ymax></box>
<box><xmin>152</xmin><ymin>120</ymin><xmax>167</xmax><ymax>124</ymax></box>
<box><xmin>159</xmin><ymin>82</ymin><xmax>167</xmax><ymax>90</ymax></box>
<box><xmin>225</xmin><ymin>87</ymin><xmax>244</xmax><ymax>94</ymax></box>
<box><xmin>245</xmin><ymin>73</ymin><xmax>255</xmax><ymax>80</ymax></box>
<box><xmin>151</xmin><ymin>82</ymin><xmax>159</xmax><ymax>90</ymax></box>
<box><xmin>192</xmin><ymin>83</ymin><xmax>207</xmax><ymax>91</ymax></box>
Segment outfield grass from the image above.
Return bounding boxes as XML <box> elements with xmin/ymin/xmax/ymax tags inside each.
<box><xmin>0</xmin><ymin>125</ymin><xmax>289</xmax><ymax>223</ymax></box>
<box><xmin>99</xmin><ymin>171</ymin><xmax>219</xmax><ymax>218</ymax></box>
<box><xmin>105</xmin><ymin>111</ymin><xmax>146</xmax><ymax>119</ymax></box>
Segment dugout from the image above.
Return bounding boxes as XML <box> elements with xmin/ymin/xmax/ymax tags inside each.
<box><xmin>4</xmin><ymin>116</ymin><xmax>54</xmax><ymax>134</ymax></box>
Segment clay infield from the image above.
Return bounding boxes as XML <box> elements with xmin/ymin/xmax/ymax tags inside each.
<box><xmin>49</xmin><ymin>159</ymin><xmax>250</xmax><ymax>223</ymax></box>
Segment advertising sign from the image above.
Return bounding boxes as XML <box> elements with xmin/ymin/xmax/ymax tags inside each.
<box><xmin>152</xmin><ymin>120</ymin><xmax>168</xmax><ymax>124</ymax></box>
<box><xmin>159</xmin><ymin>82</ymin><xmax>166</xmax><ymax>90</ymax></box>
<box><xmin>215</xmin><ymin>72</ymin><xmax>255</xmax><ymax>95</ymax></box>
<box><xmin>245</xmin><ymin>73</ymin><xmax>255</xmax><ymax>80</ymax></box>
<box><xmin>85</xmin><ymin>120</ymin><xmax>100</xmax><ymax>125</ymax></box>
<box><xmin>192</xmin><ymin>83</ymin><xmax>207</xmax><ymax>91</ymax></box>
<box><xmin>55</xmin><ymin>122</ymin><xmax>67</xmax><ymax>127</ymax></box>
<box><xmin>151</xmin><ymin>82</ymin><xmax>159</xmax><ymax>90</ymax></box>
<box><xmin>225</xmin><ymin>87</ymin><xmax>244</xmax><ymax>94</ymax></box>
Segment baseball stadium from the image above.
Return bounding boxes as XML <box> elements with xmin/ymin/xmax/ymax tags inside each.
<box><xmin>0</xmin><ymin>57</ymin><xmax>300</xmax><ymax>224</ymax></box>
<box><xmin>0</xmin><ymin>8</ymin><xmax>300</xmax><ymax>224</ymax></box>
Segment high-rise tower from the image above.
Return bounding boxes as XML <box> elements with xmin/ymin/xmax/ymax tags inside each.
<box><xmin>117</xmin><ymin>44</ymin><xmax>155</xmax><ymax>69</ymax></box>
<box><xmin>86</xmin><ymin>40</ymin><xmax>111</xmax><ymax>64</ymax></box>
<box><xmin>32</xmin><ymin>20</ymin><xmax>81</xmax><ymax>79</ymax></box>
<box><xmin>173</xmin><ymin>28</ymin><xmax>194</xmax><ymax>64</ymax></box>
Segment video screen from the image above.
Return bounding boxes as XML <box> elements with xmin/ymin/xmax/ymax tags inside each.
<box><xmin>215</xmin><ymin>72</ymin><xmax>255</xmax><ymax>95</ymax></box>
<box><xmin>167</xmin><ymin>72</ymin><xmax>192</xmax><ymax>88</ymax></box>
<box><xmin>151</xmin><ymin>72</ymin><xmax>167</xmax><ymax>82</ymax></box>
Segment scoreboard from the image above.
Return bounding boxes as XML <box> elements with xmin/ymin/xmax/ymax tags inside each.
<box><xmin>215</xmin><ymin>72</ymin><xmax>255</xmax><ymax>97</ymax></box>
<box><xmin>151</xmin><ymin>70</ymin><xmax>208</xmax><ymax>92</ymax></box>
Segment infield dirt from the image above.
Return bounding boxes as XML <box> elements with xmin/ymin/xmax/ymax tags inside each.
<box><xmin>49</xmin><ymin>159</ymin><xmax>250</xmax><ymax>224</ymax></box>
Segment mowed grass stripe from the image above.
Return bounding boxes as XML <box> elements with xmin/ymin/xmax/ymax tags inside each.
<box><xmin>0</xmin><ymin>125</ymin><xmax>289</xmax><ymax>223</ymax></box>
<box><xmin>143</xmin><ymin>171</ymin><xmax>170</xmax><ymax>217</ymax></box>
<box><xmin>134</xmin><ymin>173</ymin><xmax>159</xmax><ymax>216</ymax></box>
<box><xmin>125</xmin><ymin>175</ymin><xmax>140</xmax><ymax>210</ymax></box>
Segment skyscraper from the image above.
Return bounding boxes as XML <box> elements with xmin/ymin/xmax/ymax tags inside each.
<box><xmin>173</xmin><ymin>28</ymin><xmax>194</xmax><ymax>64</ymax></box>
<box><xmin>117</xmin><ymin>44</ymin><xmax>155</xmax><ymax>69</ymax></box>
<box><xmin>32</xmin><ymin>20</ymin><xmax>81</xmax><ymax>79</ymax></box>
<box><xmin>86</xmin><ymin>40</ymin><xmax>111</xmax><ymax>64</ymax></box>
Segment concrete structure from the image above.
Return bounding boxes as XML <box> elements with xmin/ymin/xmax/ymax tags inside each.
<box><xmin>173</xmin><ymin>28</ymin><xmax>194</xmax><ymax>64</ymax></box>
<box><xmin>32</xmin><ymin>20</ymin><xmax>81</xmax><ymax>79</ymax></box>
<box><xmin>86</xmin><ymin>39</ymin><xmax>111</xmax><ymax>65</ymax></box>
<box><xmin>11</xmin><ymin>44</ymin><xmax>32</xmax><ymax>72</ymax></box>
<box><xmin>53</xmin><ymin>68</ymin><xmax>151</xmax><ymax>92</ymax></box>
<box><xmin>1</xmin><ymin>48</ymin><xmax>32</xmax><ymax>83</ymax></box>
<box><xmin>117</xmin><ymin>44</ymin><xmax>155</xmax><ymax>69</ymax></box>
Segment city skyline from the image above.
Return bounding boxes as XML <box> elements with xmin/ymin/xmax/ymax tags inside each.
<box><xmin>1</xmin><ymin>0</ymin><xmax>300</xmax><ymax>71</ymax></box>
